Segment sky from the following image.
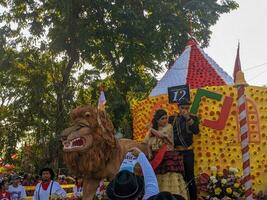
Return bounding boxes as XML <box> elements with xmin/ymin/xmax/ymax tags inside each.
<box><xmin>205</xmin><ymin>0</ymin><xmax>267</xmax><ymax>86</ymax></box>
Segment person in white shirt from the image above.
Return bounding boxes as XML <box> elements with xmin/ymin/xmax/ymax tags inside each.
<box><xmin>8</xmin><ymin>174</ymin><xmax>26</xmax><ymax>200</ymax></box>
<box><xmin>33</xmin><ymin>168</ymin><xmax>66</xmax><ymax>200</ymax></box>
<box><xmin>147</xmin><ymin>192</ymin><xmax>186</xmax><ymax>200</ymax></box>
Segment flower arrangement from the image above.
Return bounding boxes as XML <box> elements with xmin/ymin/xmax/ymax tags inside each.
<box><xmin>204</xmin><ymin>167</ymin><xmax>245</xmax><ymax>200</ymax></box>
<box><xmin>94</xmin><ymin>180</ymin><xmax>108</xmax><ymax>200</ymax></box>
<box><xmin>49</xmin><ymin>194</ymin><xmax>64</xmax><ymax>200</ymax></box>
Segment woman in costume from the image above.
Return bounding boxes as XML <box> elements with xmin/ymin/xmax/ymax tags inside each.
<box><xmin>144</xmin><ymin>109</ymin><xmax>188</xmax><ymax>199</ymax></box>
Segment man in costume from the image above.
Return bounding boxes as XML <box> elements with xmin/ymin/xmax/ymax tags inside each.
<box><xmin>169</xmin><ymin>99</ymin><xmax>200</xmax><ymax>200</ymax></box>
<box><xmin>33</xmin><ymin>168</ymin><xmax>66</xmax><ymax>200</ymax></box>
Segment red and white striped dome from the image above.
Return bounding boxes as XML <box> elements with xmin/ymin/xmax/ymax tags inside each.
<box><xmin>150</xmin><ymin>38</ymin><xmax>233</xmax><ymax>97</ymax></box>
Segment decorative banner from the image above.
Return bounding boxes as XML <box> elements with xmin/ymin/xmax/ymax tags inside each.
<box><xmin>168</xmin><ymin>85</ymin><xmax>190</xmax><ymax>104</ymax></box>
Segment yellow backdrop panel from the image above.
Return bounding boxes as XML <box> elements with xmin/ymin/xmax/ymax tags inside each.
<box><xmin>132</xmin><ymin>85</ymin><xmax>267</xmax><ymax>193</ymax></box>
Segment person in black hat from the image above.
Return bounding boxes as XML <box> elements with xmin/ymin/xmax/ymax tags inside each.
<box><xmin>147</xmin><ymin>192</ymin><xmax>186</xmax><ymax>200</ymax></box>
<box><xmin>106</xmin><ymin>170</ymin><xmax>144</xmax><ymax>200</ymax></box>
<box><xmin>169</xmin><ymin>99</ymin><xmax>200</xmax><ymax>200</ymax></box>
<box><xmin>33</xmin><ymin>167</ymin><xmax>66</xmax><ymax>200</ymax></box>
<box><xmin>39</xmin><ymin>168</ymin><xmax>55</xmax><ymax>180</ymax></box>
<box><xmin>107</xmin><ymin>147</ymin><xmax>159</xmax><ymax>200</ymax></box>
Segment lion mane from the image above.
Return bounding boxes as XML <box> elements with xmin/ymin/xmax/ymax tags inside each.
<box><xmin>61</xmin><ymin>105</ymin><xmax>147</xmax><ymax>199</ymax></box>
<box><xmin>62</xmin><ymin>105</ymin><xmax>119</xmax><ymax>178</ymax></box>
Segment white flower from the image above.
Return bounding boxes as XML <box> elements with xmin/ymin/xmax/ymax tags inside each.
<box><xmin>212</xmin><ymin>197</ymin><xmax>219</xmax><ymax>200</ymax></box>
<box><xmin>210</xmin><ymin>166</ymin><xmax>217</xmax><ymax>172</ymax></box>
<box><xmin>211</xmin><ymin>177</ymin><xmax>218</xmax><ymax>184</ymax></box>
<box><xmin>210</xmin><ymin>176</ymin><xmax>216</xmax><ymax>180</ymax></box>
<box><xmin>221</xmin><ymin>178</ymin><xmax>227</xmax><ymax>184</ymax></box>
<box><xmin>229</xmin><ymin>167</ymin><xmax>239</xmax><ymax>174</ymax></box>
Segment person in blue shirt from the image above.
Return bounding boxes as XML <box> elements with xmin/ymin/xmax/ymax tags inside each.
<box><xmin>106</xmin><ymin>147</ymin><xmax>184</xmax><ymax>200</ymax></box>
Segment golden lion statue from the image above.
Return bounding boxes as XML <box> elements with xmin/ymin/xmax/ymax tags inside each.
<box><xmin>61</xmin><ymin>105</ymin><xmax>146</xmax><ymax>200</ymax></box>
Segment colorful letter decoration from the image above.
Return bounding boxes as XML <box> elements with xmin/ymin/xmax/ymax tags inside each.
<box><xmin>191</xmin><ymin>89</ymin><xmax>233</xmax><ymax>130</ymax></box>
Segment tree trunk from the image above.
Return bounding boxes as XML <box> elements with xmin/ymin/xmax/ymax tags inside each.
<box><xmin>53</xmin><ymin>0</ymin><xmax>79</xmax><ymax>169</ymax></box>
<box><xmin>53</xmin><ymin>58</ymin><xmax>76</xmax><ymax>169</ymax></box>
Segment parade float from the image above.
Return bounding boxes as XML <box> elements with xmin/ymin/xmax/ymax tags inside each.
<box><xmin>132</xmin><ymin>38</ymin><xmax>267</xmax><ymax>198</ymax></box>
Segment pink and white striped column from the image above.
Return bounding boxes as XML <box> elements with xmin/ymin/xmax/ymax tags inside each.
<box><xmin>233</xmin><ymin>43</ymin><xmax>252</xmax><ymax>200</ymax></box>
<box><xmin>237</xmin><ymin>85</ymin><xmax>253</xmax><ymax>200</ymax></box>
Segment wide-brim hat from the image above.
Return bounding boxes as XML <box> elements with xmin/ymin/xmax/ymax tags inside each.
<box><xmin>39</xmin><ymin>167</ymin><xmax>55</xmax><ymax>180</ymax></box>
<box><xmin>106</xmin><ymin>170</ymin><xmax>144</xmax><ymax>200</ymax></box>
<box><xmin>147</xmin><ymin>192</ymin><xmax>185</xmax><ymax>200</ymax></box>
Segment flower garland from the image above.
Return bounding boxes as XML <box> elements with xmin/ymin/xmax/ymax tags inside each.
<box><xmin>49</xmin><ymin>194</ymin><xmax>65</xmax><ymax>200</ymax></box>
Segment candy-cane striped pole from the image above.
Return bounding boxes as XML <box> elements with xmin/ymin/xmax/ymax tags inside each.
<box><xmin>237</xmin><ymin>84</ymin><xmax>253</xmax><ymax>200</ymax></box>
<box><xmin>233</xmin><ymin>43</ymin><xmax>252</xmax><ymax>200</ymax></box>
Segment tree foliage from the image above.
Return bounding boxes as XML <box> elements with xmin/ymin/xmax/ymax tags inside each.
<box><xmin>0</xmin><ymin>0</ymin><xmax>238</xmax><ymax>171</ymax></box>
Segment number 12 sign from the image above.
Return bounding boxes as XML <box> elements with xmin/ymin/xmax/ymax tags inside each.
<box><xmin>168</xmin><ymin>85</ymin><xmax>190</xmax><ymax>104</ymax></box>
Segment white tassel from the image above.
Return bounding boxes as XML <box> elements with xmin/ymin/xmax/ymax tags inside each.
<box><xmin>97</xmin><ymin>110</ymin><xmax>105</xmax><ymax>132</ymax></box>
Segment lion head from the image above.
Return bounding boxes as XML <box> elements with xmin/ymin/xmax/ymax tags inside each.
<box><xmin>61</xmin><ymin>105</ymin><xmax>117</xmax><ymax>176</ymax></box>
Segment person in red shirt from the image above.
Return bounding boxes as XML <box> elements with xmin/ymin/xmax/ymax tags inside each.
<box><xmin>0</xmin><ymin>180</ymin><xmax>10</xmax><ymax>200</ymax></box>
